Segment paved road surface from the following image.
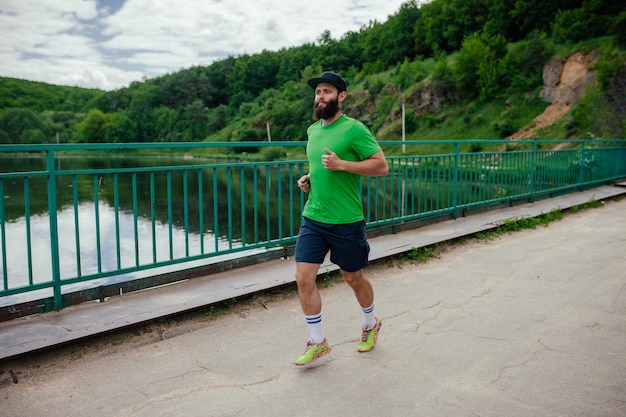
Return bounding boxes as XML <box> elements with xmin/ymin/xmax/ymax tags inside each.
<box><xmin>1</xmin><ymin>196</ymin><xmax>624</xmax><ymax>416</ymax></box>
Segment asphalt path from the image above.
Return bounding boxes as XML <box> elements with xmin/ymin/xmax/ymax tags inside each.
<box><xmin>1</xmin><ymin>197</ymin><xmax>625</xmax><ymax>417</ymax></box>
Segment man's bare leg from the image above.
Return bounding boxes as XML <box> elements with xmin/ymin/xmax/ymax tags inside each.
<box><xmin>294</xmin><ymin>262</ymin><xmax>332</xmax><ymax>365</ymax></box>
<box><xmin>341</xmin><ymin>269</ymin><xmax>374</xmax><ymax>308</ymax></box>
<box><xmin>295</xmin><ymin>262</ymin><xmax>322</xmax><ymax>315</ymax></box>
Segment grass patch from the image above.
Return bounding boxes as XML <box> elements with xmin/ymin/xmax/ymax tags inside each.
<box><xmin>406</xmin><ymin>246</ymin><xmax>440</xmax><ymax>263</ymax></box>
<box><xmin>318</xmin><ymin>270</ymin><xmax>335</xmax><ymax>288</ymax></box>
<box><xmin>568</xmin><ymin>198</ymin><xmax>604</xmax><ymax>213</ymax></box>
<box><xmin>475</xmin><ymin>208</ymin><xmax>564</xmax><ymax>240</ymax></box>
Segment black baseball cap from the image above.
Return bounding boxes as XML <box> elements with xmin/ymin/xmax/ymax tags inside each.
<box><xmin>307</xmin><ymin>71</ymin><xmax>347</xmax><ymax>92</ymax></box>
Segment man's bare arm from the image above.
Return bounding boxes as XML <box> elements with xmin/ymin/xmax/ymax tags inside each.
<box><xmin>322</xmin><ymin>149</ymin><xmax>389</xmax><ymax>177</ymax></box>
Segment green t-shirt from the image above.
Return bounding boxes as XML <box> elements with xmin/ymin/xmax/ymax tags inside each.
<box><xmin>303</xmin><ymin>114</ymin><xmax>382</xmax><ymax>224</ymax></box>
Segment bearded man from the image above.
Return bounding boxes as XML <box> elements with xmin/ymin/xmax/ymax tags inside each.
<box><xmin>293</xmin><ymin>71</ymin><xmax>389</xmax><ymax>366</ymax></box>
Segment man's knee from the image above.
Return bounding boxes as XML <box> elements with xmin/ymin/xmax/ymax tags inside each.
<box><xmin>342</xmin><ymin>269</ymin><xmax>365</xmax><ymax>288</ymax></box>
<box><xmin>296</xmin><ymin>263</ymin><xmax>320</xmax><ymax>289</ymax></box>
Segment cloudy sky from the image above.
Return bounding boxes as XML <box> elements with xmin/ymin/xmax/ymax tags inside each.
<box><xmin>0</xmin><ymin>0</ymin><xmax>410</xmax><ymax>91</ymax></box>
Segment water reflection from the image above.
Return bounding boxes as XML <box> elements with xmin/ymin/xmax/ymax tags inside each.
<box><xmin>1</xmin><ymin>154</ymin><xmax>301</xmax><ymax>306</ymax></box>
<box><xmin>0</xmin><ymin>200</ymin><xmax>240</xmax><ymax>305</ymax></box>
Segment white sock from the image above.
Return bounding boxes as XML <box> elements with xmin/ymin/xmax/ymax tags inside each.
<box><xmin>305</xmin><ymin>314</ymin><xmax>325</xmax><ymax>343</ymax></box>
<box><xmin>362</xmin><ymin>303</ymin><xmax>376</xmax><ymax>328</ymax></box>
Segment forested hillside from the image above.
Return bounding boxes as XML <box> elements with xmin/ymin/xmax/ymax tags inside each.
<box><xmin>1</xmin><ymin>0</ymin><xmax>625</xmax><ymax>152</ymax></box>
<box><xmin>0</xmin><ymin>78</ymin><xmax>103</xmax><ymax>144</ymax></box>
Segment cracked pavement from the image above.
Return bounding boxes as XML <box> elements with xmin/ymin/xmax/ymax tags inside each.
<box><xmin>1</xmin><ymin>198</ymin><xmax>625</xmax><ymax>417</ymax></box>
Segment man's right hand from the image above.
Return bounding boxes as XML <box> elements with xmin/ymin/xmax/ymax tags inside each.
<box><xmin>297</xmin><ymin>174</ymin><xmax>311</xmax><ymax>193</ymax></box>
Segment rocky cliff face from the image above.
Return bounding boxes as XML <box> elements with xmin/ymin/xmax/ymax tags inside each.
<box><xmin>509</xmin><ymin>52</ymin><xmax>597</xmax><ymax>140</ymax></box>
<box><xmin>539</xmin><ymin>52</ymin><xmax>596</xmax><ymax>105</ymax></box>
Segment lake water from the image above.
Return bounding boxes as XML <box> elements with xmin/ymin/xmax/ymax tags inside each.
<box><xmin>1</xmin><ymin>155</ymin><xmax>284</xmax><ymax>305</ymax></box>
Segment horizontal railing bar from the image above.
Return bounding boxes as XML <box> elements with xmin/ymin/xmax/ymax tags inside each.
<box><xmin>0</xmin><ymin>161</ymin><xmax>310</xmax><ymax>178</ymax></box>
<box><xmin>1</xmin><ymin>139</ymin><xmax>624</xmax><ymax>153</ymax></box>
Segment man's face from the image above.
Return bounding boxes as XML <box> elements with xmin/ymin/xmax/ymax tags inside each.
<box><xmin>313</xmin><ymin>82</ymin><xmax>343</xmax><ymax>121</ymax></box>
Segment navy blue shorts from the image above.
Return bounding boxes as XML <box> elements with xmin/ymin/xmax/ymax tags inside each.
<box><xmin>295</xmin><ymin>217</ymin><xmax>370</xmax><ymax>272</ymax></box>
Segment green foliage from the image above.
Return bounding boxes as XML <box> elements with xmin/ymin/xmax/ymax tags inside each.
<box><xmin>571</xmin><ymin>80</ymin><xmax>626</xmax><ymax>139</ymax></box>
<box><xmin>0</xmin><ymin>77</ymin><xmax>103</xmax><ymax>112</ymax></box>
<box><xmin>505</xmin><ymin>31</ymin><xmax>555</xmax><ymax>93</ymax></box>
<box><xmin>595</xmin><ymin>46</ymin><xmax>625</xmax><ymax>90</ymax></box>
<box><xmin>567</xmin><ymin>44</ymin><xmax>626</xmax><ymax>138</ymax></box>
<box><xmin>416</xmin><ymin>0</ymin><xmax>489</xmax><ymax>55</ymax></box>
<box><xmin>207</xmin><ymin>105</ymin><xmax>229</xmax><ymax>134</ymax></box>
<box><xmin>368</xmin><ymin>89</ymin><xmax>399</xmax><ymax>134</ymax></box>
<box><xmin>318</xmin><ymin>270</ymin><xmax>334</xmax><ymax>288</ymax></box>
<box><xmin>510</xmin><ymin>0</ymin><xmax>585</xmax><ymax>39</ymax></box>
<box><xmin>614</xmin><ymin>11</ymin><xmax>626</xmax><ymax>48</ymax></box>
<box><xmin>476</xmin><ymin>209</ymin><xmax>564</xmax><ymax>239</ymax></box>
<box><xmin>225</xmin><ymin>298</ymin><xmax>238</xmax><ymax>310</ymax></box>
<box><xmin>404</xmin><ymin>111</ymin><xmax>418</xmax><ymax>134</ymax></box>
<box><xmin>406</xmin><ymin>246</ymin><xmax>439</xmax><ymax>263</ymax></box>
<box><xmin>454</xmin><ymin>32</ymin><xmax>509</xmax><ymax>101</ymax></box>
<box><xmin>569</xmin><ymin>199</ymin><xmax>603</xmax><ymax>212</ymax></box>
<box><xmin>492</xmin><ymin>110</ymin><xmax>518</xmax><ymax>137</ymax></box>
<box><xmin>233</xmin><ymin>128</ymin><xmax>262</xmax><ymax>153</ymax></box>
<box><xmin>407</xmin><ymin>93</ymin><xmax>547</xmax><ymax>143</ymax></box>
<box><xmin>104</xmin><ymin>112</ymin><xmax>137</xmax><ymax>143</ymax></box>
<box><xmin>552</xmin><ymin>0</ymin><xmax>626</xmax><ymax>43</ymax></box>
<box><xmin>77</xmin><ymin>109</ymin><xmax>109</xmax><ymax>143</ymax></box>
<box><xmin>159</xmin><ymin>67</ymin><xmax>216</xmax><ymax>109</ymax></box>
<box><xmin>3</xmin><ymin>0</ymin><xmax>626</xmax><ymax>147</ymax></box>
<box><xmin>0</xmin><ymin>108</ymin><xmax>50</xmax><ymax>144</ymax></box>
<box><xmin>259</xmin><ymin>146</ymin><xmax>288</xmax><ymax>161</ymax></box>
<box><xmin>430</xmin><ymin>56</ymin><xmax>456</xmax><ymax>99</ymax></box>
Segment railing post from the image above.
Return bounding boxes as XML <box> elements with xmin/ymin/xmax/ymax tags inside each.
<box><xmin>452</xmin><ymin>142</ymin><xmax>459</xmax><ymax>219</ymax></box>
<box><xmin>530</xmin><ymin>141</ymin><xmax>536</xmax><ymax>202</ymax></box>
<box><xmin>0</xmin><ymin>179</ymin><xmax>7</xmax><ymax>291</ymax></box>
<box><xmin>578</xmin><ymin>141</ymin><xmax>586</xmax><ymax>188</ymax></box>
<box><xmin>46</xmin><ymin>148</ymin><xmax>63</xmax><ymax>310</ymax></box>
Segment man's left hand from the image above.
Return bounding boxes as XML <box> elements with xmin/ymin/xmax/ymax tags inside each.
<box><xmin>322</xmin><ymin>148</ymin><xmax>342</xmax><ymax>171</ymax></box>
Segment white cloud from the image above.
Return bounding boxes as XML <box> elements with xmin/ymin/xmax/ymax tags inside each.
<box><xmin>0</xmin><ymin>0</ymin><xmax>410</xmax><ymax>90</ymax></box>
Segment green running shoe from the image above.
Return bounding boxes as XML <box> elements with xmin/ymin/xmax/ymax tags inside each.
<box><xmin>358</xmin><ymin>317</ymin><xmax>382</xmax><ymax>352</ymax></box>
<box><xmin>294</xmin><ymin>338</ymin><xmax>331</xmax><ymax>366</ymax></box>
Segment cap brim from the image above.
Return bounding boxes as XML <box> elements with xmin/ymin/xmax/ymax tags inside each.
<box><xmin>307</xmin><ymin>77</ymin><xmax>344</xmax><ymax>91</ymax></box>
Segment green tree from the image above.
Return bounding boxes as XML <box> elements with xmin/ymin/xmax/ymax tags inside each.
<box><xmin>394</xmin><ymin>59</ymin><xmax>415</xmax><ymax>90</ymax></box>
<box><xmin>185</xmin><ymin>99</ymin><xmax>208</xmax><ymax>140</ymax></box>
<box><xmin>0</xmin><ymin>77</ymin><xmax>103</xmax><ymax>113</ymax></box>
<box><xmin>552</xmin><ymin>0</ymin><xmax>626</xmax><ymax>43</ymax></box>
<box><xmin>431</xmin><ymin>56</ymin><xmax>456</xmax><ymax>99</ymax></box>
<box><xmin>358</xmin><ymin>22</ymin><xmax>386</xmax><ymax>74</ymax></box>
<box><xmin>510</xmin><ymin>0</ymin><xmax>585</xmax><ymax>39</ymax></box>
<box><xmin>104</xmin><ymin>112</ymin><xmax>137</xmax><ymax>143</ymax></box>
<box><xmin>207</xmin><ymin>105</ymin><xmax>229</xmax><ymax>134</ymax></box>
<box><xmin>232</xmin><ymin>51</ymin><xmax>281</xmax><ymax>97</ymax></box>
<box><xmin>366</xmin><ymin>1</ymin><xmax>422</xmax><ymax>69</ymax></box>
<box><xmin>418</xmin><ymin>0</ymin><xmax>488</xmax><ymax>55</ymax></box>
<box><xmin>234</xmin><ymin>128</ymin><xmax>261</xmax><ymax>153</ymax></box>
<box><xmin>483</xmin><ymin>0</ymin><xmax>520</xmax><ymax>41</ymax></box>
<box><xmin>0</xmin><ymin>129</ymin><xmax>9</xmax><ymax>144</ymax></box>
<box><xmin>77</xmin><ymin>109</ymin><xmax>108</xmax><ymax>143</ymax></box>
<box><xmin>613</xmin><ymin>11</ymin><xmax>626</xmax><ymax>48</ymax></box>
<box><xmin>454</xmin><ymin>32</ymin><xmax>508</xmax><ymax>101</ymax></box>
<box><xmin>125</xmin><ymin>84</ymin><xmax>163</xmax><ymax>142</ymax></box>
<box><xmin>504</xmin><ymin>31</ymin><xmax>553</xmax><ymax>93</ymax></box>
<box><xmin>0</xmin><ymin>108</ymin><xmax>50</xmax><ymax>144</ymax></box>
<box><xmin>276</xmin><ymin>44</ymin><xmax>319</xmax><ymax>85</ymax></box>
<box><xmin>160</xmin><ymin>67</ymin><xmax>215</xmax><ymax>109</ymax></box>
<box><xmin>205</xmin><ymin>57</ymin><xmax>235</xmax><ymax>107</ymax></box>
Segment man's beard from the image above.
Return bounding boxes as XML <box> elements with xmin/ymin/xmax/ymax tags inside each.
<box><xmin>313</xmin><ymin>97</ymin><xmax>340</xmax><ymax>121</ymax></box>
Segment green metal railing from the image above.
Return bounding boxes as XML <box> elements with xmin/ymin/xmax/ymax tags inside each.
<box><xmin>1</xmin><ymin>140</ymin><xmax>625</xmax><ymax>313</ymax></box>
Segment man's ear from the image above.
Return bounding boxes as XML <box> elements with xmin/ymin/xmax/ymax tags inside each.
<box><xmin>338</xmin><ymin>91</ymin><xmax>347</xmax><ymax>104</ymax></box>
